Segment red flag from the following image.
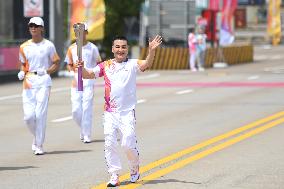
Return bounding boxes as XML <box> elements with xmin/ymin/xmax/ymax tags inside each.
<box><xmin>209</xmin><ymin>0</ymin><xmax>220</xmax><ymax>11</ymax></box>
<box><xmin>220</xmin><ymin>0</ymin><xmax>237</xmax><ymax>45</ymax></box>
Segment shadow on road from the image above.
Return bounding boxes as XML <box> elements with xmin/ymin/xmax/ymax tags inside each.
<box><xmin>0</xmin><ymin>166</ymin><xmax>37</xmax><ymax>171</ymax></box>
<box><xmin>91</xmin><ymin>139</ymin><xmax>105</xmax><ymax>143</ymax></box>
<box><xmin>142</xmin><ymin>178</ymin><xmax>201</xmax><ymax>185</ymax></box>
<box><xmin>46</xmin><ymin>149</ymin><xmax>92</xmax><ymax>155</ymax></box>
<box><xmin>118</xmin><ymin>178</ymin><xmax>202</xmax><ymax>187</ymax></box>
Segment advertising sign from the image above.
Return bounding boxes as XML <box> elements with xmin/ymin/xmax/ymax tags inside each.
<box><xmin>23</xmin><ymin>0</ymin><xmax>44</xmax><ymax>17</ymax></box>
<box><xmin>70</xmin><ymin>0</ymin><xmax>106</xmax><ymax>41</ymax></box>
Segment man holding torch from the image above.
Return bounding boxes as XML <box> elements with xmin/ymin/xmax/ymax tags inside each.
<box><xmin>65</xmin><ymin>23</ymin><xmax>102</xmax><ymax>143</ymax></box>
<box><xmin>77</xmin><ymin>35</ymin><xmax>162</xmax><ymax>187</ymax></box>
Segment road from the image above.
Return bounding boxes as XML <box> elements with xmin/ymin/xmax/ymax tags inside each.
<box><xmin>0</xmin><ymin>45</ymin><xmax>284</xmax><ymax>189</ymax></box>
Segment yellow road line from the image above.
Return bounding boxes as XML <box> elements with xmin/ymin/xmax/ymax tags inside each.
<box><xmin>91</xmin><ymin>111</ymin><xmax>284</xmax><ymax>189</ymax></box>
<box><xmin>121</xmin><ymin>117</ymin><xmax>284</xmax><ymax>189</ymax></box>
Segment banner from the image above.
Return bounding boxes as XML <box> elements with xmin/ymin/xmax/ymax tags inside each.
<box><xmin>209</xmin><ymin>0</ymin><xmax>220</xmax><ymax>11</ymax></box>
<box><xmin>219</xmin><ymin>0</ymin><xmax>237</xmax><ymax>46</ymax></box>
<box><xmin>23</xmin><ymin>0</ymin><xmax>44</xmax><ymax>17</ymax></box>
<box><xmin>267</xmin><ymin>0</ymin><xmax>282</xmax><ymax>45</ymax></box>
<box><xmin>70</xmin><ymin>0</ymin><xmax>105</xmax><ymax>41</ymax></box>
<box><xmin>196</xmin><ymin>0</ymin><xmax>207</xmax><ymax>8</ymax></box>
<box><xmin>0</xmin><ymin>47</ymin><xmax>20</xmax><ymax>72</ymax></box>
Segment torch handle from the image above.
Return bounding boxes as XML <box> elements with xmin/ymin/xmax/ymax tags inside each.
<box><xmin>78</xmin><ymin>66</ymin><xmax>83</xmax><ymax>91</ymax></box>
<box><xmin>73</xmin><ymin>23</ymin><xmax>85</xmax><ymax>92</ymax></box>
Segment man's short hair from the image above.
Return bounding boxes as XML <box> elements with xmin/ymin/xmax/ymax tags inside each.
<box><xmin>112</xmin><ymin>35</ymin><xmax>128</xmax><ymax>45</ymax></box>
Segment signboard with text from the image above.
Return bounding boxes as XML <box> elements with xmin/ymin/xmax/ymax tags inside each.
<box><xmin>23</xmin><ymin>0</ymin><xmax>43</xmax><ymax>17</ymax></box>
<box><xmin>238</xmin><ymin>0</ymin><xmax>265</xmax><ymax>5</ymax></box>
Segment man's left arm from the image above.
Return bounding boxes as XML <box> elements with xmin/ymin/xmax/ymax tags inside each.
<box><xmin>47</xmin><ymin>58</ymin><xmax>60</xmax><ymax>74</ymax></box>
<box><xmin>139</xmin><ymin>35</ymin><xmax>162</xmax><ymax>71</ymax></box>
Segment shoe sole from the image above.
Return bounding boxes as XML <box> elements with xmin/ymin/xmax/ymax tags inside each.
<box><xmin>106</xmin><ymin>183</ymin><xmax>120</xmax><ymax>187</ymax></box>
<box><xmin>34</xmin><ymin>153</ymin><xmax>44</xmax><ymax>155</ymax></box>
<box><xmin>130</xmin><ymin>174</ymin><xmax>140</xmax><ymax>183</ymax></box>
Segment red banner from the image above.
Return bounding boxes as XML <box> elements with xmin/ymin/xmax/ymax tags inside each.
<box><xmin>220</xmin><ymin>0</ymin><xmax>237</xmax><ymax>45</ymax></box>
<box><xmin>209</xmin><ymin>0</ymin><xmax>220</xmax><ymax>11</ymax></box>
<box><xmin>0</xmin><ymin>47</ymin><xmax>20</xmax><ymax>71</ymax></box>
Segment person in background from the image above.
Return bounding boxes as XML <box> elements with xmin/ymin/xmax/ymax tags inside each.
<box><xmin>17</xmin><ymin>17</ymin><xmax>60</xmax><ymax>155</ymax></box>
<box><xmin>188</xmin><ymin>27</ymin><xmax>197</xmax><ymax>71</ymax></box>
<box><xmin>64</xmin><ymin>23</ymin><xmax>102</xmax><ymax>143</ymax></box>
<box><xmin>196</xmin><ymin>26</ymin><xmax>207</xmax><ymax>71</ymax></box>
<box><xmin>76</xmin><ymin>35</ymin><xmax>162</xmax><ymax>187</ymax></box>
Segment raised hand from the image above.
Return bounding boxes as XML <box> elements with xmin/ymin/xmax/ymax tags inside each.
<box><xmin>148</xmin><ymin>35</ymin><xmax>162</xmax><ymax>51</ymax></box>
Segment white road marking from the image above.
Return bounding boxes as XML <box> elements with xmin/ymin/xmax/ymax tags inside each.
<box><xmin>264</xmin><ymin>66</ymin><xmax>284</xmax><ymax>73</ymax></box>
<box><xmin>254</xmin><ymin>55</ymin><xmax>267</xmax><ymax>61</ymax></box>
<box><xmin>176</xmin><ymin>89</ymin><xmax>194</xmax><ymax>95</ymax></box>
<box><xmin>51</xmin><ymin>87</ymin><xmax>70</xmax><ymax>92</ymax></box>
<box><xmin>0</xmin><ymin>87</ymin><xmax>70</xmax><ymax>101</ymax></box>
<box><xmin>247</xmin><ymin>75</ymin><xmax>259</xmax><ymax>80</ymax></box>
<box><xmin>137</xmin><ymin>99</ymin><xmax>147</xmax><ymax>104</ymax></box>
<box><xmin>270</xmin><ymin>55</ymin><xmax>282</xmax><ymax>60</ymax></box>
<box><xmin>0</xmin><ymin>94</ymin><xmax>21</xmax><ymax>101</ymax></box>
<box><xmin>262</xmin><ymin>45</ymin><xmax>271</xmax><ymax>50</ymax></box>
<box><xmin>51</xmin><ymin>116</ymin><xmax>72</xmax><ymax>123</ymax></box>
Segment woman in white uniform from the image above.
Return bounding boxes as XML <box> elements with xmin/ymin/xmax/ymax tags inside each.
<box><xmin>17</xmin><ymin>17</ymin><xmax>60</xmax><ymax>155</ymax></box>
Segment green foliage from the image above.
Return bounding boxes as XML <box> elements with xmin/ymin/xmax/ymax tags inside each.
<box><xmin>102</xmin><ymin>0</ymin><xmax>144</xmax><ymax>59</ymax></box>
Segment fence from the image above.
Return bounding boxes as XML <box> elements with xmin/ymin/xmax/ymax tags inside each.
<box><xmin>139</xmin><ymin>44</ymin><xmax>253</xmax><ymax>70</ymax></box>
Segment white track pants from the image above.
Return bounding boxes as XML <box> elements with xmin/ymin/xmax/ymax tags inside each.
<box><xmin>189</xmin><ymin>52</ymin><xmax>196</xmax><ymax>70</ymax></box>
<box><xmin>103</xmin><ymin>110</ymin><xmax>139</xmax><ymax>174</ymax></box>
<box><xmin>22</xmin><ymin>87</ymin><xmax>50</xmax><ymax>147</ymax></box>
<box><xmin>71</xmin><ymin>85</ymin><xmax>94</xmax><ymax>137</ymax></box>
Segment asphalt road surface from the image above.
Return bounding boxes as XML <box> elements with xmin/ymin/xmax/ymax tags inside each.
<box><xmin>1</xmin><ymin>45</ymin><xmax>284</xmax><ymax>189</ymax></box>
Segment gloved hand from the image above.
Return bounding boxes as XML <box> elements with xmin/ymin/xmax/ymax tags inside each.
<box><xmin>17</xmin><ymin>71</ymin><xmax>25</xmax><ymax>80</ymax></box>
<box><xmin>70</xmin><ymin>70</ymin><xmax>75</xmax><ymax>76</ymax></box>
<box><xmin>37</xmin><ymin>68</ymin><xmax>47</xmax><ymax>76</ymax></box>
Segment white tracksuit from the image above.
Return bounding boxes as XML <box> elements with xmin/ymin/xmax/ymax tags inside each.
<box><xmin>19</xmin><ymin>39</ymin><xmax>60</xmax><ymax>148</ymax></box>
<box><xmin>92</xmin><ymin>59</ymin><xmax>143</xmax><ymax>174</ymax></box>
<box><xmin>65</xmin><ymin>42</ymin><xmax>101</xmax><ymax>138</ymax></box>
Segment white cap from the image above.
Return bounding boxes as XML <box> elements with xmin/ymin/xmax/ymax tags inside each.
<box><xmin>28</xmin><ymin>17</ymin><xmax>44</xmax><ymax>27</ymax></box>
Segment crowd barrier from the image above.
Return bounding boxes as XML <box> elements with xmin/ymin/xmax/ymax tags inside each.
<box><xmin>139</xmin><ymin>44</ymin><xmax>253</xmax><ymax>70</ymax></box>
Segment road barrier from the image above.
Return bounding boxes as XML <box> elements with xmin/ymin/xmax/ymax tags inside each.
<box><xmin>139</xmin><ymin>44</ymin><xmax>253</xmax><ymax>70</ymax></box>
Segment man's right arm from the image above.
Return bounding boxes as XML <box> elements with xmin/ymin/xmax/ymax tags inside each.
<box><xmin>77</xmin><ymin>60</ymin><xmax>97</xmax><ymax>79</ymax></box>
<box><xmin>82</xmin><ymin>67</ymin><xmax>95</xmax><ymax>79</ymax></box>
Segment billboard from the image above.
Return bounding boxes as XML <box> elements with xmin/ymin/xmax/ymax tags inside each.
<box><xmin>69</xmin><ymin>0</ymin><xmax>106</xmax><ymax>41</ymax></box>
<box><xmin>0</xmin><ymin>47</ymin><xmax>19</xmax><ymax>72</ymax></box>
<box><xmin>23</xmin><ymin>0</ymin><xmax>44</xmax><ymax>17</ymax></box>
<box><xmin>238</xmin><ymin>0</ymin><xmax>265</xmax><ymax>5</ymax></box>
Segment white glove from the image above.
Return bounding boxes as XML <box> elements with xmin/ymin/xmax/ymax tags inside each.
<box><xmin>70</xmin><ymin>70</ymin><xmax>75</xmax><ymax>76</ymax></box>
<box><xmin>37</xmin><ymin>69</ymin><xmax>47</xmax><ymax>76</ymax></box>
<box><xmin>17</xmin><ymin>71</ymin><xmax>25</xmax><ymax>80</ymax></box>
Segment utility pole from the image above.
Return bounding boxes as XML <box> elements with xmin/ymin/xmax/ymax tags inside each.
<box><xmin>49</xmin><ymin>0</ymin><xmax>65</xmax><ymax>71</ymax></box>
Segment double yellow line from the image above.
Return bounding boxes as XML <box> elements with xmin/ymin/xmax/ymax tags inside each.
<box><xmin>92</xmin><ymin>111</ymin><xmax>284</xmax><ymax>189</ymax></box>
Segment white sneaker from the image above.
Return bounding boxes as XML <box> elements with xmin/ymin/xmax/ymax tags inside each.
<box><xmin>32</xmin><ymin>138</ymin><xmax>36</xmax><ymax>151</ymax></box>
<box><xmin>107</xmin><ymin>174</ymin><xmax>120</xmax><ymax>187</ymax></box>
<box><xmin>32</xmin><ymin>144</ymin><xmax>37</xmax><ymax>151</ymax></box>
<box><xmin>34</xmin><ymin>146</ymin><xmax>44</xmax><ymax>155</ymax></box>
<box><xmin>198</xmin><ymin>67</ymin><xmax>205</xmax><ymax>71</ymax></box>
<box><xmin>83</xmin><ymin>136</ymin><xmax>91</xmax><ymax>143</ymax></box>
<box><xmin>130</xmin><ymin>165</ymin><xmax>140</xmax><ymax>183</ymax></box>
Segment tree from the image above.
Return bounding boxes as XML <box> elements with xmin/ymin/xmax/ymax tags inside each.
<box><xmin>102</xmin><ymin>0</ymin><xmax>144</xmax><ymax>58</ymax></box>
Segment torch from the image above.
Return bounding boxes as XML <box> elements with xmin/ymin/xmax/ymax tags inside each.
<box><xmin>73</xmin><ymin>23</ymin><xmax>85</xmax><ymax>91</ymax></box>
